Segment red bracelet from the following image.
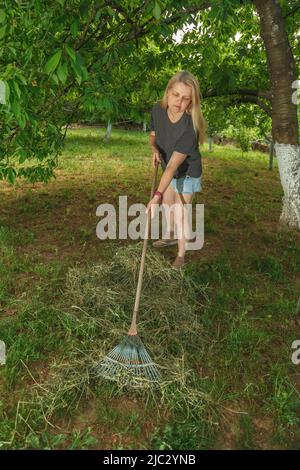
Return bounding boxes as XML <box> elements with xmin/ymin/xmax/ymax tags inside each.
<box><xmin>154</xmin><ymin>191</ymin><xmax>163</xmax><ymax>200</ymax></box>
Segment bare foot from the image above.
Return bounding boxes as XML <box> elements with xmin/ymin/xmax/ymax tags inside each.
<box><xmin>172</xmin><ymin>256</ymin><xmax>185</xmax><ymax>268</ymax></box>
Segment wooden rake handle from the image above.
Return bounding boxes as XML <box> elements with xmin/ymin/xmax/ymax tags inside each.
<box><xmin>128</xmin><ymin>163</ymin><xmax>159</xmax><ymax>336</ymax></box>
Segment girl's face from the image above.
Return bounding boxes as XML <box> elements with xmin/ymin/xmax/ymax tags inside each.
<box><xmin>167</xmin><ymin>82</ymin><xmax>192</xmax><ymax>114</ymax></box>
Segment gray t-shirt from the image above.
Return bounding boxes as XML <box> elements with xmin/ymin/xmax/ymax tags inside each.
<box><xmin>150</xmin><ymin>102</ymin><xmax>202</xmax><ymax>178</ymax></box>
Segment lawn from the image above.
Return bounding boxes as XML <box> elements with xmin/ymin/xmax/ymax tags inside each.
<box><xmin>0</xmin><ymin>126</ymin><xmax>299</xmax><ymax>449</ymax></box>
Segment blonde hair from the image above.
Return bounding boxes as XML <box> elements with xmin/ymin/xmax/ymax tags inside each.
<box><xmin>159</xmin><ymin>70</ymin><xmax>207</xmax><ymax>145</ymax></box>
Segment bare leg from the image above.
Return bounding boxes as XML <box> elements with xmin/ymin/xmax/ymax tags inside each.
<box><xmin>161</xmin><ymin>183</ymin><xmax>176</xmax><ymax>236</ymax></box>
<box><xmin>174</xmin><ymin>192</ymin><xmax>194</xmax><ymax>258</ymax></box>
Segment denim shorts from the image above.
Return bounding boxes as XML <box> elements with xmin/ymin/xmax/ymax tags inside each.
<box><xmin>171</xmin><ymin>174</ymin><xmax>202</xmax><ymax>194</ymax></box>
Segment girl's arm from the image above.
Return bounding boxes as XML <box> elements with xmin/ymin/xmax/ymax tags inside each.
<box><xmin>149</xmin><ymin>131</ymin><xmax>158</xmax><ymax>151</ymax></box>
<box><xmin>146</xmin><ymin>151</ymin><xmax>187</xmax><ymax>215</ymax></box>
<box><xmin>149</xmin><ymin>131</ymin><xmax>161</xmax><ymax>167</ymax></box>
<box><xmin>155</xmin><ymin>151</ymin><xmax>187</xmax><ymax>194</ymax></box>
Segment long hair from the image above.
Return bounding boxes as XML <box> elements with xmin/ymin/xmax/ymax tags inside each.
<box><xmin>159</xmin><ymin>71</ymin><xmax>207</xmax><ymax>145</ymax></box>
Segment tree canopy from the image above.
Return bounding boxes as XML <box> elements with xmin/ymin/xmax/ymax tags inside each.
<box><xmin>0</xmin><ymin>0</ymin><xmax>299</xmax><ymax>183</ymax></box>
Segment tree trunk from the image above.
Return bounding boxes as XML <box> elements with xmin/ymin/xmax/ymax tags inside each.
<box><xmin>253</xmin><ymin>0</ymin><xmax>300</xmax><ymax>230</ymax></box>
<box><xmin>208</xmin><ymin>136</ymin><xmax>213</xmax><ymax>151</ymax></box>
<box><xmin>274</xmin><ymin>143</ymin><xmax>300</xmax><ymax>230</ymax></box>
<box><xmin>105</xmin><ymin>119</ymin><xmax>112</xmax><ymax>143</ymax></box>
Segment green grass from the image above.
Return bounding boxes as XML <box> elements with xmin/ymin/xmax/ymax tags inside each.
<box><xmin>0</xmin><ymin>127</ymin><xmax>299</xmax><ymax>449</ymax></box>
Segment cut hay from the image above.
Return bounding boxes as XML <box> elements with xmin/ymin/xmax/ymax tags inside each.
<box><xmin>65</xmin><ymin>243</ymin><xmax>209</xmax><ymax>387</ymax></box>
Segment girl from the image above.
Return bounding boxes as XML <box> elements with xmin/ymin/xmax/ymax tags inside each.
<box><xmin>146</xmin><ymin>70</ymin><xmax>207</xmax><ymax>268</ymax></box>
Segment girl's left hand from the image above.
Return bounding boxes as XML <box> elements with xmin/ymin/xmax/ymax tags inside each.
<box><xmin>146</xmin><ymin>195</ymin><xmax>161</xmax><ymax>218</ymax></box>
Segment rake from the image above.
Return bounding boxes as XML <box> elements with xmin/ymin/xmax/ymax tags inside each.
<box><xmin>92</xmin><ymin>163</ymin><xmax>161</xmax><ymax>387</ymax></box>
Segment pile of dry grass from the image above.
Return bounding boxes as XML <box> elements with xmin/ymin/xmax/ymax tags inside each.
<box><xmin>65</xmin><ymin>243</ymin><xmax>209</xmax><ymax>370</ymax></box>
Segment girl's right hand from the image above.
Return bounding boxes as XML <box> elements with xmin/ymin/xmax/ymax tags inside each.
<box><xmin>152</xmin><ymin>151</ymin><xmax>161</xmax><ymax>168</ymax></box>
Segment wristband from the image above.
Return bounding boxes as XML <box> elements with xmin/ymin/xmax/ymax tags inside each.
<box><xmin>154</xmin><ymin>191</ymin><xmax>163</xmax><ymax>200</ymax></box>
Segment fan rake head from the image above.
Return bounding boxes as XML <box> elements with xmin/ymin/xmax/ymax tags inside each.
<box><xmin>92</xmin><ymin>334</ymin><xmax>161</xmax><ymax>388</ymax></box>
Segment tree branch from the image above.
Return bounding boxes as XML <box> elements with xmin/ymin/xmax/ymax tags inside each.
<box><xmin>229</xmin><ymin>95</ymin><xmax>272</xmax><ymax>116</ymax></box>
<box><xmin>205</xmin><ymin>88</ymin><xmax>272</xmax><ymax>101</ymax></box>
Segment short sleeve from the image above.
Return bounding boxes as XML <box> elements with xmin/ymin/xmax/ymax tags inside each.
<box><xmin>174</xmin><ymin>126</ymin><xmax>198</xmax><ymax>155</ymax></box>
<box><xmin>150</xmin><ymin>108</ymin><xmax>155</xmax><ymax>131</ymax></box>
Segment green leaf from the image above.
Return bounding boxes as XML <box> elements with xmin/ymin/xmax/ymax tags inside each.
<box><xmin>44</xmin><ymin>50</ymin><xmax>62</xmax><ymax>75</ymax></box>
<box><xmin>18</xmin><ymin>113</ymin><xmax>26</xmax><ymax>129</ymax></box>
<box><xmin>75</xmin><ymin>51</ymin><xmax>84</xmax><ymax>66</ymax></box>
<box><xmin>102</xmin><ymin>52</ymin><xmax>109</xmax><ymax>64</ymax></box>
<box><xmin>99</xmin><ymin>96</ymin><xmax>113</xmax><ymax>112</ymax></box>
<box><xmin>0</xmin><ymin>9</ymin><xmax>6</xmax><ymax>23</ymax></box>
<box><xmin>12</xmin><ymin>81</ymin><xmax>21</xmax><ymax>99</ymax></box>
<box><xmin>5</xmin><ymin>81</ymin><xmax>10</xmax><ymax>103</ymax></box>
<box><xmin>70</xmin><ymin>59</ymin><xmax>82</xmax><ymax>85</ymax></box>
<box><xmin>153</xmin><ymin>1</ymin><xmax>161</xmax><ymax>20</ymax></box>
<box><xmin>65</xmin><ymin>44</ymin><xmax>76</xmax><ymax>62</ymax></box>
<box><xmin>19</xmin><ymin>150</ymin><xmax>27</xmax><ymax>164</ymax></box>
<box><xmin>0</xmin><ymin>24</ymin><xmax>6</xmax><ymax>40</ymax></box>
<box><xmin>8</xmin><ymin>46</ymin><xmax>16</xmax><ymax>55</ymax></box>
<box><xmin>57</xmin><ymin>62</ymin><xmax>68</xmax><ymax>84</ymax></box>
<box><xmin>79</xmin><ymin>1</ymin><xmax>89</xmax><ymax>19</ymax></box>
<box><xmin>106</xmin><ymin>7</ymin><xmax>115</xmax><ymax>17</ymax></box>
<box><xmin>70</xmin><ymin>20</ymin><xmax>78</xmax><ymax>38</ymax></box>
<box><xmin>80</xmin><ymin>65</ymin><xmax>88</xmax><ymax>81</ymax></box>
<box><xmin>51</xmin><ymin>73</ymin><xmax>59</xmax><ymax>85</ymax></box>
<box><xmin>17</xmin><ymin>74</ymin><xmax>27</xmax><ymax>85</ymax></box>
<box><xmin>7</xmin><ymin>167</ymin><xmax>16</xmax><ymax>184</ymax></box>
